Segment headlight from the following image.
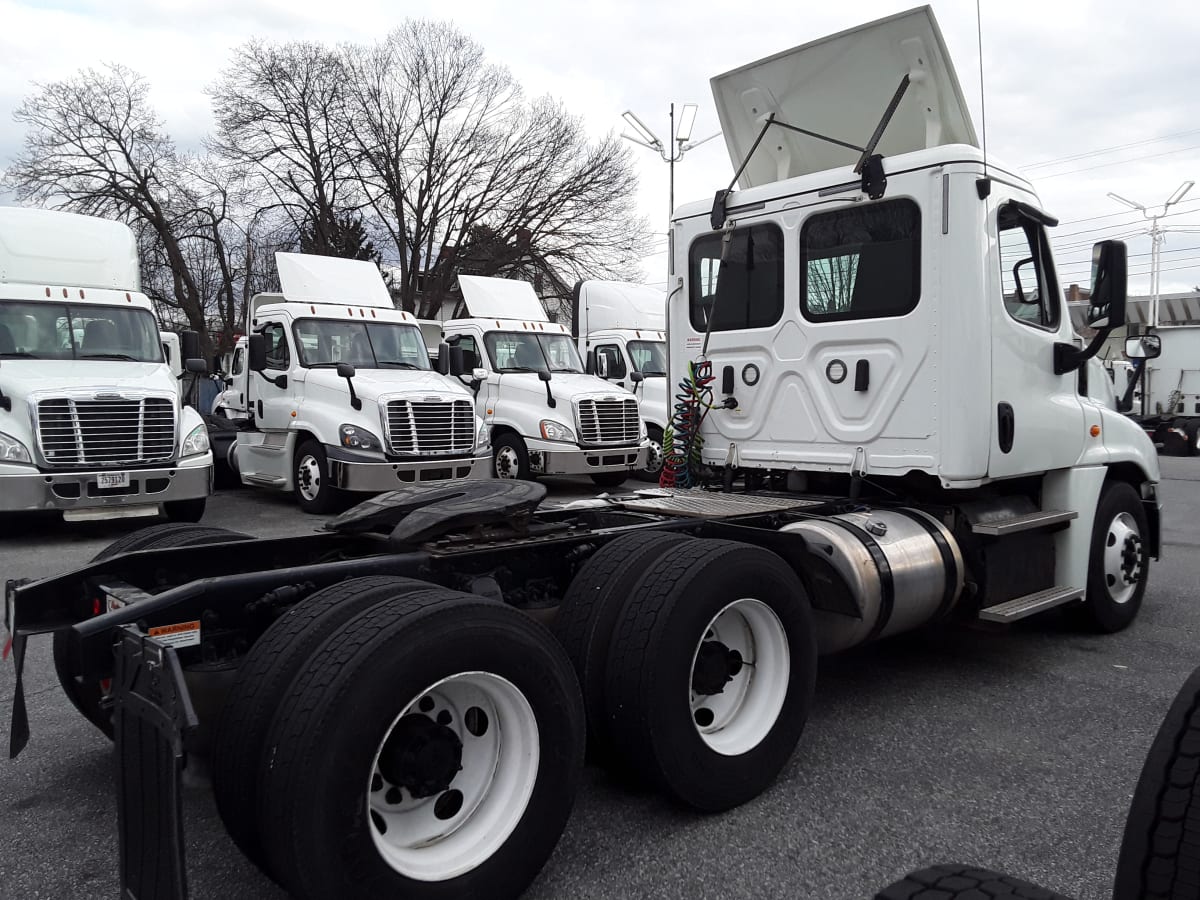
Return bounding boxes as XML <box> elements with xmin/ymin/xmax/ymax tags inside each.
<box><xmin>639</xmin><ymin>418</ymin><xmax>648</xmax><ymax>439</ymax></box>
<box><xmin>540</xmin><ymin>420</ymin><xmax>576</xmax><ymax>442</ymax></box>
<box><xmin>0</xmin><ymin>430</ymin><xmax>32</xmax><ymax>464</ymax></box>
<box><xmin>476</xmin><ymin>419</ymin><xmax>491</xmax><ymax>451</ymax></box>
<box><xmin>180</xmin><ymin>424</ymin><xmax>210</xmax><ymax>458</ymax></box>
<box><xmin>339</xmin><ymin>424</ymin><xmax>383</xmax><ymax>453</ymax></box>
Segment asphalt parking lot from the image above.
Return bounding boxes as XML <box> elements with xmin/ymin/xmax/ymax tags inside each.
<box><xmin>1</xmin><ymin>462</ymin><xmax>1198</xmax><ymax>900</ymax></box>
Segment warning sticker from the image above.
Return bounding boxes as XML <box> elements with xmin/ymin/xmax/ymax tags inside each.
<box><xmin>148</xmin><ymin>621</ymin><xmax>201</xmax><ymax>649</ymax></box>
<box><xmin>685</xmin><ymin>336</ymin><xmax>702</xmax><ymax>350</ymax></box>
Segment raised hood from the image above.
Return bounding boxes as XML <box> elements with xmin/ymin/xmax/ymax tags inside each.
<box><xmin>275</xmin><ymin>252</ymin><xmax>393</xmax><ymax>308</ymax></box>
<box><xmin>576</xmin><ymin>281</ymin><xmax>665</xmax><ymax>333</ymax></box>
<box><xmin>458</xmin><ymin>275</ymin><xmax>548</xmax><ymax>322</ymax></box>
<box><xmin>711</xmin><ymin>5</ymin><xmax>978</xmax><ymax>188</ymax></box>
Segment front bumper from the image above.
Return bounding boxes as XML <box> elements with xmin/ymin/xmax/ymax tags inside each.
<box><xmin>328</xmin><ymin>451</ymin><xmax>492</xmax><ymax>491</ymax></box>
<box><xmin>0</xmin><ymin>457</ymin><xmax>213</xmax><ymax>514</ymax></box>
<box><xmin>526</xmin><ymin>439</ymin><xmax>649</xmax><ymax>476</ymax></box>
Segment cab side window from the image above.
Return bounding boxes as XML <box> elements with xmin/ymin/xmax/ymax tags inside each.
<box><xmin>594</xmin><ymin>345</ymin><xmax>626</xmax><ymax>379</ymax></box>
<box><xmin>262</xmin><ymin>323</ymin><xmax>290</xmax><ymax>369</ymax></box>
<box><xmin>998</xmin><ymin>204</ymin><xmax>1060</xmax><ymax>330</ymax></box>
<box><xmin>231</xmin><ymin>347</ymin><xmax>244</xmax><ymax>376</ymax></box>
<box><xmin>450</xmin><ymin>334</ymin><xmax>481</xmax><ymax>371</ymax></box>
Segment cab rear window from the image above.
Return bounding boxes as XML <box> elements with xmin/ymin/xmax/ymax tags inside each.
<box><xmin>688</xmin><ymin>224</ymin><xmax>784</xmax><ymax>332</ymax></box>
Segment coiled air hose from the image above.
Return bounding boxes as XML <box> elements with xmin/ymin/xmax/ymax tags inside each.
<box><xmin>659</xmin><ymin>359</ymin><xmax>714</xmax><ymax>488</ymax></box>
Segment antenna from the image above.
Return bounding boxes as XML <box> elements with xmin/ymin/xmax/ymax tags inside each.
<box><xmin>976</xmin><ymin>0</ymin><xmax>990</xmax><ymax>193</ymax></box>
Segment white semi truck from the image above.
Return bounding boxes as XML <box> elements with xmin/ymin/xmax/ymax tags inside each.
<box><xmin>5</xmin><ymin>9</ymin><xmax>1163</xmax><ymax>900</ymax></box>
<box><xmin>441</xmin><ymin>274</ymin><xmax>651</xmax><ymax>486</ymax></box>
<box><xmin>572</xmin><ymin>279</ymin><xmax>669</xmax><ymax>481</ymax></box>
<box><xmin>222</xmin><ymin>252</ymin><xmax>490</xmax><ymax>512</ymax></box>
<box><xmin>0</xmin><ymin>207</ymin><xmax>212</xmax><ymax>523</ymax></box>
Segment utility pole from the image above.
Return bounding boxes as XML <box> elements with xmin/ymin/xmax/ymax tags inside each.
<box><xmin>1108</xmin><ymin>180</ymin><xmax>1196</xmax><ymax>329</ymax></box>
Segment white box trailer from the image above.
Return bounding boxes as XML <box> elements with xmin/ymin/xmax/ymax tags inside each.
<box><xmin>0</xmin><ymin>207</ymin><xmax>212</xmax><ymax>522</ymax></box>
<box><xmin>1114</xmin><ymin>325</ymin><xmax>1200</xmax><ymax>454</ymax></box>
<box><xmin>3</xmin><ymin>9</ymin><xmax>1164</xmax><ymax>900</ymax></box>
<box><xmin>572</xmin><ymin>279</ymin><xmax>669</xmax><ymax>481</ymax></box>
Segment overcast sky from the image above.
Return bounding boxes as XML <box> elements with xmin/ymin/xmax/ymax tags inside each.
<box><xmin>2</xmin><ymin>0</ymin><xmax>1198</xmax><ymax>295</ymax></box>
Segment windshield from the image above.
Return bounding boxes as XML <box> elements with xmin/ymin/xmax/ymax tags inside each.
<box><xmin>484</xmin><ymin>331</ymin><xmax>583</xmax><ymax>373</ymax></box>
<box><xmin>292</xmin><ymin>319</ymin><xmax>431</xmax><ymax>370</ymax></box>
<box><xmin>0</xmin><ymin>299</ymin><xmax>163</xmax><ymax>362</ymax></box>
<box><xmin>627</xmin><ymin>340</ymin><xmax>667</xmax><ymax>375</ymax></box>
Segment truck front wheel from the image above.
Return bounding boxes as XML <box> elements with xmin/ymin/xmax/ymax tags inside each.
<box><xmin>294</xmin><ymin>440</ymin><xmax>343</xmax><ymax>514</ymax></box>
<box><xmin>163</xmin><ymin>497</ymin><xmax>207</xmax><ymax>522</ymax></box>
<box><xmin>1075</xmin><ymin>480</ymin><xmax>1150</xmax><ymax>633</ymax></box>
<box><xmin>492</xmin><ymin>433</ymin><xmax>530</xmax><ymax>480</ymax></box>
<box><xmin>256</xmin><ymin>589</ymin><xmax>584</xmax><ymax>900</ymax></box>
<box><xmin>634</xmin><ymin>425</ymin><xmax>664</xmax><ymax>483</ymax></box>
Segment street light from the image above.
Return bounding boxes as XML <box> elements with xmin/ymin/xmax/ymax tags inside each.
<box><xmin>621</xmin><ymin>103</ymin><xmax>721</xmax><ymax>225</ymax></box>
<box><xmin>1107</xmin><ymin>180</ymin><xmax>1196</xmax><ymax>330</ymax></box>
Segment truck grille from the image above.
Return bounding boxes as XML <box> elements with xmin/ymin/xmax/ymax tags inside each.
<box><xmin>36</xmin><ymin>396</ymin><xmax>176</xmax><ymax>467</ymax></box>
<box><xmin>576</xmin><ymin>398</ymin><xmax>640</xmax><ymax>446</ymax></box>
<box><xmin>385</xmin><ymin>399</ymin><xmax>475</xmax><ymax>455</ymax></box>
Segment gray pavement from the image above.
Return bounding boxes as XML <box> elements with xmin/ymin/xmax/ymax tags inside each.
<box><xmin>1</xmin><ymin>462</ymin><xmax>1198</xmax><ymax>900</ymax></box>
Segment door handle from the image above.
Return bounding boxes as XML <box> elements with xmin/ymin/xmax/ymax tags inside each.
<box><xmin>997</xmin><ymin>402</ymin><xmax>1015</xmax><ymax>454</ymax></box>
<box><xmin>854</xmin><ymin>360</ymin><xmax>870</xmax><ymax>392</ymax></box>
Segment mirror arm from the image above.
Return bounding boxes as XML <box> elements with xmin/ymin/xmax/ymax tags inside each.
<box><xmin>1053</xmin><ymin>327</ymin><xmax>1112</xmax><ymax>376</ymax></box>
<box><xmin>342</xmin><ymin>374</ymin><xmax>362</xmax><ymax>411</ymax></box>
<box><xmin>1118</xmin><ymin>359</ymin><xmax>1147</xmax><ymax>413</ymax></box>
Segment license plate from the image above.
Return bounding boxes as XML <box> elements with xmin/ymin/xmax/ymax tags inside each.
<box><xmin>97</xmin><ymin>471</ymin><xmax>130</xmax><ymax>489</ymax></box>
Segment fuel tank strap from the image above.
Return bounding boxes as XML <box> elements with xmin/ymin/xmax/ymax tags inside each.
<box><xmin>905</xmin><ymin>511</ymin><xmax>960</xmax><ymax>620</ymax></box>
<box><xmin>827</xmin><ymin>518</ymin><xmax>895</xmax><ymax>641</ymax></box>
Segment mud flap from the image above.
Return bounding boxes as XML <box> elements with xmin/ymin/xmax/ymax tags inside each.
<box><xmin>112</xmin><ymin>625</ymin><xmax>198</xmax><ymax>900</ymax></box>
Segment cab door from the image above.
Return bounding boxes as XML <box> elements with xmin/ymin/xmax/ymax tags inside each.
<box><xmin>253</xmin><ymin>321</ymin><xmax>295</xmax><ymax>432</ymax></box>
<box><xmin>987</xmin><ymin>201</ymin><xmax>1085</xmax><ymax>477</ymax></box>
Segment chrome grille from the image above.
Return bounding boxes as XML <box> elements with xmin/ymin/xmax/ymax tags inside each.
<box><xmin>576</xmin><ymin>398</ymin><xmax>640</xmax><ymax>446</ymax></box>
<box><xmin>385</xmin><ymin>399</ymin><xmax>475</xmax><ymax>455</ymax></box>
<box><xmin>36</xmin><ymin>396</ymin><xmax>176</xmax><ymax>467</ymax></box>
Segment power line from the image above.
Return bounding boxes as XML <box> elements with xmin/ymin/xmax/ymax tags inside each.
<box><xmin>1021</xmin><ymin>128</ymin><xmax>1200</xmax><ymax>170</ymax></box>
<box><xmin>1055</xmin><ymin>197</ymin><xmax>1200</xmax><ymax>228</ymax></box>
<box><xmin>1037</xmin><ymin>144</ymin><xmax>1200</xmax><ymax>179</ymax></box>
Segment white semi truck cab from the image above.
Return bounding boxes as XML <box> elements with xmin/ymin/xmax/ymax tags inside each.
<box><xmin>230</xmin><ymin>253</ymin><xmax>490</xmax><ymax>513</ymax></box>
<box><xmin>572</xmin><ymin>280</ymin><xmax>669</xmax><ymax>482</ymax></box>
<box><xmin>442</xmin><ymin>275</ymin><xmax>651</xmax><ymax>486</ymax></box>
<box><xmin>0</xmin><ymin>208</ymin><xmax>212</xmax><ymax>522</ymax></box>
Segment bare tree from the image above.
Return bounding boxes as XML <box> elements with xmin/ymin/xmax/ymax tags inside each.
<box><xmin>7</xmin><ymin>65</ymin><xmax>218</xmax><ymax>348</ymax></box>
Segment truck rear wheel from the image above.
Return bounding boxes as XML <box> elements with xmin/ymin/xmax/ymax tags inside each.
<box><xmin>552</xmin><ymin>530</ymin><xmax>692</xmax><ymax>755</ymax></box>
<box><xmin>1074</xmin><ymin>480</ymin><xmax>1150</xmax><ymax>633</ymax></box>
<box><xmin>492</xmin><ymin>433</ymin><xmax>530</xmax><ymax>480</ymax></box>
<box><xmin>256</xmin><ymin>588</ymin><xmax>584</xmax><ymax>900</ymax></box>
<box><xmin>1114</xmin><ymin>664</ymin><xmax>1200</xmax><ymax>900</ymax></box>
<box><xmin>603</xmin><ymin>539</ymin><xmax>817</xmax><ymax>811</ymax></box>
<box><xmin>294</xmin><ymin>439</ymin><xmax>343</xmax><ymax>514</ymax></box>
<box><xmin>212</xmin><ymin>575</ymin><xmax>431</xmax><ymax>865</ymax></box>
<box><xmin>634</xmin><ymin>425</ymin><xmax>664</xmax><ymax>482</ymax></box>
<box><xmin>54</xmin><ymin>524</ymin><xmax>251</xmax><ymax>738</ymax></box>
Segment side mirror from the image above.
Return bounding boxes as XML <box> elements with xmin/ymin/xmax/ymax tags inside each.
<box><xmin>631</xmin><ymin>371</ymin><xmax>645</xmax><ymax>384</ymax></box>
<box><xmin>436</xmin><ymin>341</ymin><xmax>451</xmax><ymax>376</ymax></box>
<box><xmin>585</xmin><ymin>348</ymin><xmax>597</xmax><ymax>375</ymax></box>
<box><xmin>537</xmin><ymin>369</ymin><xmax>552</xmax><ymax>383</ymax></box>
<box><xmin>248</xmin><ymin>334</ymin><xmax>267</xmax><ymax>372</ymax></box>
<box><xmin>448</xmin><ymin>345</ymin><xmax>465</xmax><ymax>376</ymax></box>
<box><xmin>1087</xmin><ymin>240</ymin><xmax>1128</xmax><ymax>329</ymax></box>
<box><xmin>1125</xmin><ymin>333</ymin><xmax>1162</xmax><ymax>360</ymax></box>
<box><xmin>336</xmin><ymin>362</ymin><xmax>356</xmax><ymax>379</ymax></box>
<box><xmin>337</xmin><ymin>362</ymin><xmax>361</xmax><ymax>411</ymax></box>
<box><xmin>185</xmin><ymin>358</ymin><xmax>208</xmax><ymax>375</ymax></box>
<box><xmin>596</xmin><ymin>353</ymin><xmax>609</xmax><ymax>378</ymax></box>
<box><xmin>472</xmin><ymin>367</ymin><xmax>488</xmax><ymax>382</ymax></box>
<box><xmin>180</xmin><ymin>330</ymin><xmax>202</xmax><ymax>362</ymax></box>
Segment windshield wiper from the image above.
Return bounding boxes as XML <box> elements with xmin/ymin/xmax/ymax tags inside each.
<box><xmin>78</xmin><ymin>353</ymin><xmax>141</xmax><ymax>361</ymax></box>
<box><xmin>0</xmin><ymin>351</ymin><xmax>38</xmax><ymax>359</ymax></box>
<box><xmin>377</xmin><ymin>361</ymin><xmax>423</xmax><ymax>370</ymax></box>
<box><xmin>499</xmin><ymin>366</ymin><xmax>542</xmax><ymax>374</ymax></box>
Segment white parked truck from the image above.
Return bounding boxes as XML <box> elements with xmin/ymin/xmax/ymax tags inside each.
<box><xmin>4</xmin><ymin>9</ymin><xmax>1163</xmax><ymax>900</ymax></box>
<box><xmin>441</xmin><ymin>274</ymin><xmax>651</xmax><ymax>486</ymax></box>
<box><xmin>572</xmin><ymin>279</ymin><xmax>669</xmax><ymax>481</ymax></box>
<box><xmin>225</xmin><ymin>252</ymin><xmax>490</xmax><ymax>512</ymax></box>
<box><xmin>0</xmin><ymin>207</ymin><xmax>212</xmax><ymax>523</ymax></box>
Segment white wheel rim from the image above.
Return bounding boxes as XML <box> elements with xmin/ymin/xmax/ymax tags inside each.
<box><xmin>494</xmin><ymin>446</ymin><xmax>520</xmax><ymax>479</ymax></box>
<box><xmin>1104</xmin><ymin>511</ymin><xmax>1143</xmax><ymax>605</ymax></box>
<box><xmin>644</xmin><ymin>438</ymin><xmax>663</xmax><ymax>474</ymax></box>
<box><xmin>367</xmin><ymin>672</ymin><xmax>539</xmax><ymax>882</ymax></box>
<box><xmin>297</xmin><ymin>455</ymin><xmax>322</xmax><ymax>501</ymax></box>
<box><xmin>688</xmin><ymin>598</ymin><xmax>789</xmax><ymax>757</ymax></box>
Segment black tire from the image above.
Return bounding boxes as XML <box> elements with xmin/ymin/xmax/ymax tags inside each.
<box><xmin>212</xmin><ymin>575</ymin><xmax>431</xmax><ymax>866</ymax></box>
<box><xmin>590</xmin><ymin>471</ymin><xmax>628</xmax><ymax>488</ymax></box>
<box><xmin>493</xmin><ymin>432</ymin><xmax>531</xmax><ymax>480</ymax></box>
<box><xmin>634</xmin><ymin>425</ymin><xmax>664</xmax><ymax>483</ymax></box>
<box><xmin>875</xmin><ymin>864</ymin><xmax>1074</xmax><ymax>900</ymax></box>
<box><xmin>53</xmin><ymin>524</ymin><xmax>251</xmax><ymax>738</ymax></box>
<box><xmin>602</xmin><ymin>539</ymin><xmax>817</xmax><ymax>811</ymax></box>
<box><xmin>552</xmin><ymin>531</ymin><xmax>693</xmax><ymax>754</ymax></box>
<box><xmin>294</xmin><ymin>439</ymin><xmax>342</xmax><ymax>514</ymax></box>
<box><xmin>257</xmin><ymin>589</ymin><xmax>584</xmax><ymax>900</ymax></box>
<box><xmin>1113</xmin><ymin>665</ymin><xmax>1200</xmax><ymax>900</ymax></box>
<box><xmin>1073</xmin><ymin>480</ymin><xmax>1150</xmax><ymax>633</ymax></box>
<box><xmin>1185</xmin><ymin>420</ymin><xmax>1200</xmax><ymax>458</ymax></box>
<box><xmin>162</xmin><ymin>497</ymin><xmax>207</xmax><ymax>522</ymax></box>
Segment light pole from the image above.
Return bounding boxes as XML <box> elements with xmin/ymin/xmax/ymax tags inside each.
<box><xmin>1108</xmin><ymin>180</ymin><xmax>1196</xmax><ymax>329</ymax></box>
<box><xmin>621</xmin><ymin>104</ymin><xmax>721</xmax><ymax>225</ymax></box>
